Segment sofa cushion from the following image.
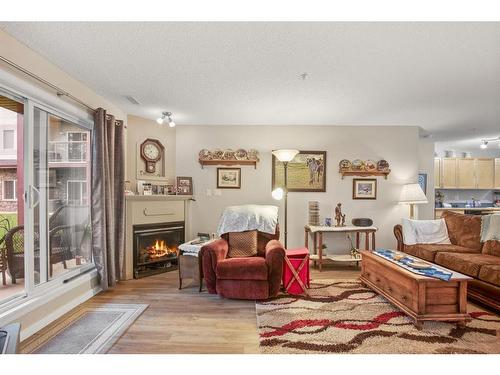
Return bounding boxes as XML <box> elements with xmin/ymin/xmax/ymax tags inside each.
<box><xmin>434</xmin><ymin>252</ymin><xmax>500</xmax><ymax>278</ymax></box>
<box><xmin>478</xmin><ymin>264</ymin><xmax>500</xmax><ymax>287</ymax></box>
<box><xmin>216</xmin><ymin>257</ymin><xmax>268</xmax><ymax>280</ymax></box>
<box><xmin>441</xmin><ymin>211</ymin><xmax>482</xmax><ymax>251</ymax></box>
<box><xmin>404</xmin><ymin>244</ymin><xmax>478</xmax><ymax>262</ymax></box>
<box><xmin>482</xmin><ymin>240</ymin><xmax>500</xmax><ymax>257</ymax></box>
<box><xmin>227</xmin><ymin>230</ymin><xmax>258</xmax><ymax>258</ymax></box>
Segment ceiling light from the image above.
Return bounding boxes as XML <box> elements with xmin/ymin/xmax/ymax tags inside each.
<box><xmin>480</xmin><ymin>141</ymin><xmax>488</xmax><ymax>149</ymax></box>
<box><xmin>157</xmin><ymin>111</ymin><xmax>176</xmax><ymax>127</ymax></box>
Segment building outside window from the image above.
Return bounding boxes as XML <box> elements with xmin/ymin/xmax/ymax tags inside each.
<box><xmin>2</xmin><ymin>179</ymin><xmax>16</xmax><ymax>201</ymax></box>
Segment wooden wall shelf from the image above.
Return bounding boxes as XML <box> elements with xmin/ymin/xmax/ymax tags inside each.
<box><xmin>340</xmin><ymin>170</ymin><xmax>391</xmax><ymax>179</ymax></box>
<box><xmin>198</xmin><ymin>159</ymin><xmax>259</xmax><ymax>169</ymax></box>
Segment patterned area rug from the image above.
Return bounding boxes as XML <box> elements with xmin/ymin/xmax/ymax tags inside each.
<box><xmin>256</xmin><ymin>280</ymin><xmax>500</xmax><ymax>354</ymax></box>
<box><xmin>21</xmin><ymin>303</ymin><xmax>148</xmax><ymax>354</ymax></box>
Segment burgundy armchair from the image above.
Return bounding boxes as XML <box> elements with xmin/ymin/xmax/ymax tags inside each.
<box><xmin>200</xmin><ymin>228</ymin><xmax>285</xmax><ymax>300</ymax></box>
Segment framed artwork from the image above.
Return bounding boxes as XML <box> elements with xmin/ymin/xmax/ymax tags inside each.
<box><xmin>217</xmin><ymin>168</ymin><xmax>241</xmax><ymax>189</ymax></box>
<box><xmin>176</xmin><ymin>176</ymin><xmax>193</xmax><ymax>195</ymax></box>
<box><xmin>418</xmin><ymin>173</ymin><xmax>428</xmax><ymax>195</ymax></box>
<box><xmin>272</xmin><ymin>150</ymin><xmax>326</xmax><ymax>192</ymax></box>
<box><xmin>353</xmin><ymin>179</ymin><xmax>377</xmax><ymax>200</ymax></box>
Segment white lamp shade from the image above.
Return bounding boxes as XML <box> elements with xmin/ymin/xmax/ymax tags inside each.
<box><xmin>271</xmin><ymin>187</ymin><xmax>284</xmax><ymax>200</ymax></box>
<box><xmin>272</xmin><ymin>149</ymin><xmax>299</xmax><ymax>162</ymax></box>
<box><xmin>399</xmin><ymin>183</ymin><xmax>428</xmax><ymax>204</ymax></box>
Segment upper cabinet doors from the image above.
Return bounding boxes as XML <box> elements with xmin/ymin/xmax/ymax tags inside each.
<box><xmin>476</xmin><ymin>158</ymin><xmax>495</xmax><ymax>189</ymax></box>
<box><xmin>441</xmin><ymin>158</ymin><xmax>457</xmax><ymax>188</ymax></box>
<box><xmin>435</xmin><ymin>157</ymin><xmax>497</xmax><ymax>189</ymax></box>
<box><xmin>434</xmin><ymin>158</ymin><xmax>441</xmax><ymax>188</ymax></box>
<box><xmin>457</xmin><ymin>158</ymin><xmax>475</xmax><ymax>188</ymax></box>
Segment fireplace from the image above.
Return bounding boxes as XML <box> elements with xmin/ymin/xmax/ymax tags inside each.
<box><xmin>133</xmin><ymin>221</ymin><xmax>184</xmax><ymax>278</ymax></box>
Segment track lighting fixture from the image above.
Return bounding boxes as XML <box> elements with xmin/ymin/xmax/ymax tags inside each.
<box><xmin>479</xmin><ymin>136</ymin><xmax>500</xmax><ymax>149</ymax></box>
<box><xmin>156</xmin><ymin>111</ymin><xmax>176</xmax><ymax>127</ymax></box>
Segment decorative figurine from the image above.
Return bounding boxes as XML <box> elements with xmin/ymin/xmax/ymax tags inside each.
<box><xmin>335</xmin><ymin>202</ymin><xmax>346</xmax><ymax>227</ymax></box>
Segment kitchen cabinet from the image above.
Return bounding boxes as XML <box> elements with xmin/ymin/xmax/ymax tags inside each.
<box><xmin>435</xmin><ymin>157</ymin><xmax>497</xmax><ymax>189</ymax></box>
<box><xmin>441</xmin><ymin>158</ymin><xmax>457</xmax><ymax>188</ymax></box>
<box><xmin>434</xmin><ymin>158</ymin><xmax>441</xmax><ymax>188</ymax></box>
<box><xmin>457</xmin><ymin>158</ymin><xmax>475</xmax><ymax>188</ymax></box>
<box><xmin>495</xmin><ymin>158</ymin><xmax>500</xmax><ymax>189</ymax></box>
<box><xmin>476</xmin><ymin>158</ymin><xmax>495</xmax><ymax>189</ymax></box>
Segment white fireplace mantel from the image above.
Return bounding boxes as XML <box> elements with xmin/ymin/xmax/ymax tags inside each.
<box><xmin>124</xmin><ymin>195</ymin><xmax>193</xmax><ymax>279</ymax></box>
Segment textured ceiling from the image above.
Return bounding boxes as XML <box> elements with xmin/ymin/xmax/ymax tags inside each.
<box><xmin>1</xmin><ymin>22</ymin><xmax>500</xmax><ymax>145</ymax></box>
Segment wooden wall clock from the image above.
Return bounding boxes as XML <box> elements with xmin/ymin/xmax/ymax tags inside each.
<box><xmin>140</xmin><ymin>138</ymin><xmax>164</xmax><ymax>174</ymax></box>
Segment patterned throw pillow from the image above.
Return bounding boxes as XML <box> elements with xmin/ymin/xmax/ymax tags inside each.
<box><xmin>228</xmin><ymin>230</ymin><xmax>258</xmax><ymax>258</ymax></box>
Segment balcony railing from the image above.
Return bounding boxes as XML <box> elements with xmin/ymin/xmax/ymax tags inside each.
<box><xmin>48</xmin><ymin>141</ymin><xmax>88</xmax><ymax>163</ymax></box>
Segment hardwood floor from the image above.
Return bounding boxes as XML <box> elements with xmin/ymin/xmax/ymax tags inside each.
<box><xmin>94</xmin><ymin>263</ymin><xmax>361</xmax><ymax>354</ymax></box>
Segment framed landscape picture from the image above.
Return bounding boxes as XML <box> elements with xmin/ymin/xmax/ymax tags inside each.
<box><xmin>217</xmin><ymin>168</ymin><xmax>241</xmax><ymax>189</ymax></box>
<box><xmin>272</xmin><ymin>150</ymin><xmax>326</xmax><ymax>192</ymax></box>
<box><xmin>353</xmin><ymin>178</ymin><xmax>377</xmax><ymax>200</ymax></box>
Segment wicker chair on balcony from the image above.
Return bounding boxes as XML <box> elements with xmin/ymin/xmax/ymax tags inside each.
<box><xmin>5</xmin><ymin>205</ymin><xmax>89</xmax><ymax>284</ymax></box>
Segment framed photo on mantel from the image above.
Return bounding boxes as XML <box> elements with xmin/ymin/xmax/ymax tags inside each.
<box><xmin>272</xmin><ymin>150</ymin><xmax>326</xmax><ymax>192</ymax></box>
<box><xmin>176</xmin><ymin>176</ymin><xmax>193</xmax><ymax>195</ymax></box>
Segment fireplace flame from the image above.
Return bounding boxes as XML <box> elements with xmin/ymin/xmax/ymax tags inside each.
<box><xmin>144</xmin><ymin>239</ymin><xmax>178</xmax><ymax>259</ymax></box>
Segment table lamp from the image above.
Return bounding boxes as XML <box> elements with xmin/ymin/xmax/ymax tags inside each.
<box><xmin>271</xmin><ymin>149</ymin><xmax>299</xmax><ymax>247</ymax></box>
<box><xmin>399</xmin><ymin>183</ymin><xmax>428</xmax><ymax>219</ymax></box>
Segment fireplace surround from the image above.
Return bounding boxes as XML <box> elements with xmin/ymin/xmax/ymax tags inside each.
<box><xmin>125</xmin><ymin>195</ymin><xmax>193</xmax><ymax>280</ymax></box>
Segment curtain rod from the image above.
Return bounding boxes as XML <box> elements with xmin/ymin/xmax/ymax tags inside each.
<box><xmin>0</xmin><ymin>55</ymin><xmax>97</xmax><ymax>112</ymax></box>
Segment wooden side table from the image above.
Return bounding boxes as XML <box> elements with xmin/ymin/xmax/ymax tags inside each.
<box><xmin>304</xmin><ymin>225</ymin><xmax>378</xmax><ymax>271</ymax></box>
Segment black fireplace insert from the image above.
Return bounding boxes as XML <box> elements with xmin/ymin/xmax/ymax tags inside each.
<box><xmin>133</xmin><ymin>221</ymin><xmax>184</xmax><ymax>278</ymax></box>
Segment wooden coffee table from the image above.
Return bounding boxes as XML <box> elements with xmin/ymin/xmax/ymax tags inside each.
<box><xmin>359</xmin><ymin>250</ymin><xmax>472</xmax><ymax>329</ymax></box>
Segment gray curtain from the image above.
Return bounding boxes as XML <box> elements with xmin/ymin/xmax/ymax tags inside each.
<box><xmin>91</xmin><ymin>108</ymin><xmax>125</xmax><ymax>289</ymax></box>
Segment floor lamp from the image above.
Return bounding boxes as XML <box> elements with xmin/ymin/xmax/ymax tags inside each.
<box><xmin>399</xmin><ymin>183</ymin><xmax>428</xmax><ymax>219</ymax></box>
<box><xmin>271</xmin><ymin>149</ymin><xmax>299</xmax><ymax>248</ymax></box>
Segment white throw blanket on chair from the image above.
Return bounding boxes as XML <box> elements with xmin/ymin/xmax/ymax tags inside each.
<box><xmin>401</xmin><ymin>218</ymin><xmax>452</xmax><ymax>246</ymax></box>
<box><xmin>481</xmin><ymin>214</ymin><xmax>500</xmax><ymax>242</ymax></box>
<box><xmin>217</xmin><ymin>205</ymin><xmax>279</xmax><ymax>236</ymax></box>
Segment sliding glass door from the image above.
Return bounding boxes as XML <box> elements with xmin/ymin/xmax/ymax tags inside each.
<box><xmin>30</xmin><ymin>106</ymin><xmax>92</xmax><ymax>286</ymax></box>
<box><xmin>0</xmin><ymin>85</ymin><xmax>93</xmax><ymax>307</ymax></box>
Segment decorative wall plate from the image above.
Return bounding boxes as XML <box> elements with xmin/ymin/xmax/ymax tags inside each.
<box><xmin>351</xmin><ymin>159</ymin><xmax>364</xmax><ymax>171</ymax></box>
<box><xmin>364</xmin><ymin>160</ymin><xmax>377</xmax><ymax>171</ymax></box>
<box><xmin>339</xmin><ymin>159</ymin><xmax>351</xmax><ymax>171</ymax></box>
<box><xmin>222</xmin><ymin>149</ymin><xmax>236</xmax><ymax>160</ymax></box>
<box><xmin>235</xmin><ymin>149</ymin><xmax>248</xmax><ymax>160</ymax></box>
<box><xmin>248</xmin><ymin>149</ymin><xmax>259</xmax><ymax>160</ymax></box>
<box><xmin>377</xmin><ymin>159</ymin><xmax>390</xmax><ymax>171</ymax></box>
<box><xmin>199</xmin><ymin>149</ymin><xmax>212</xmax><ymax>160</ymax></box>
<box><xmin>212</xmin><ymin>149</ymin><xmax>224</xmax><ymax>160</ymax></box>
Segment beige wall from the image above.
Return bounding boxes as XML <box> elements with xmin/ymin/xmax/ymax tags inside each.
<box><xmin>126</xmin><ymin>115</ymin><xmax>176</xmax><ymax>188</ymax></box>
<box><xmin>176</xmin><ymin>125</ymin><xmax>420</xmax><ymax>253</ymax></box>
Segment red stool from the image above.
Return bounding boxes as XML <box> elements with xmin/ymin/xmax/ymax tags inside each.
<box><xmin>282</xmin><ymin>247</ymin><xmax>310</xmax><ymax>295</ymax></box>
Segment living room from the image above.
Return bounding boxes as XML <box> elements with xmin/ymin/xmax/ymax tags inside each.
<box><xmin>1</xmin><ymin>1</ymin><xmax>500</xmax><ymax>373</ymax></box>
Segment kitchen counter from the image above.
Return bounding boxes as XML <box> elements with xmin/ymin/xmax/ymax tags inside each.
<box><xmin>435</xmin><ymin>207</ymin><xmax>500</xmax><ymax>218</ymax></box>
<box><xmin>435</xmin><ymin>207</ymin><xmax>500</xmax><ymax>211</ymax></box>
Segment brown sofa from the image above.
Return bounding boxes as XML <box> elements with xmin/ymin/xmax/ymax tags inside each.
<box><xmin>394</xmin><ymin>210</ymin><xmax>500</xmax><ymax>311</ymax></box>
